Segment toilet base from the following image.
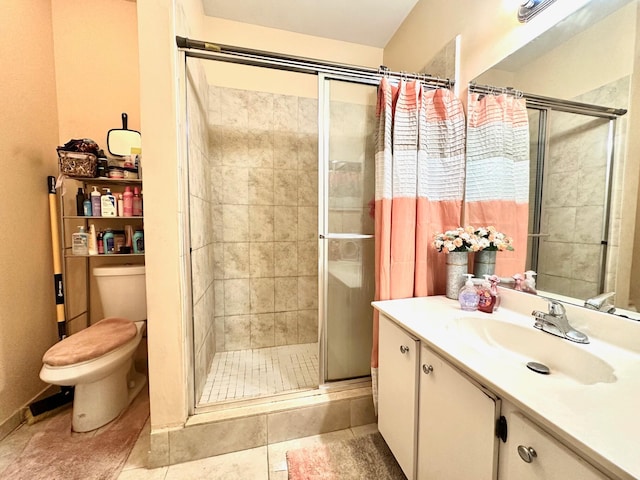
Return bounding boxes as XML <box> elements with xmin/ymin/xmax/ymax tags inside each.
<box><xmin>72</xmin><ymin>360</ymin><xmax>147</xmax><ymax>432</ymax></box>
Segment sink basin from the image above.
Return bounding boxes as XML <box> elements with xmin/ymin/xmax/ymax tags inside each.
<box><xmin>452</xmin><ymin>316</ymin><xmax>617</xmax><ymax>385</ymax></box>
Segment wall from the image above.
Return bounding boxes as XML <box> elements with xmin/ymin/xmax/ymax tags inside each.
<box><xmin>0</xmin><ymin>1</ymin><xmax>60</xmax><ymax>437</ymax></box>
<box><xmin>384</xmin><ymin>0</ymin><xmax>592</xmax><ymax>94</ymax></box>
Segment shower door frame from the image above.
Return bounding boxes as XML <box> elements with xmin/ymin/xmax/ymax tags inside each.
<box><xmin>317</xmin><ymin>73</ymin><xmax>379</xmax><ymax>386</ymax></box>
<box><xmin>526</xmin><ymin>105</ymin><xmax>619</xmax><ymax>294</ymax></box>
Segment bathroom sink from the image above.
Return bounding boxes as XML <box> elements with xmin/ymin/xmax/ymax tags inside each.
<box><xmin>451</xmin><ymin>316</ymin><xmax>617</xmax><ymax>385</ymax></box>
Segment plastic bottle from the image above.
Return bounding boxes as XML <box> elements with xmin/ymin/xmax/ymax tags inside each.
<box><xmin>83</xmin><ymin>199</ymin><xmax>92</xmax><ymax>216</ymax></box>
<box><xmin>117</xmin><ymin>194</ymin><xmax>124</xmax><ymax>217</ymax></box>
<box><xmin>97</xmin><ymin>231</ymin><xmax>104</xmax><ymax>254</ymax></box>
<box><xmin>103</xmin><ymin>228</ymin><xmax>115</xmax><ymax>254</ymax></box>
<box><xmin>101</xmin><ymin>188</ymin><xmax>117</xmax><ymax>217</ymax></box>
<box><xmin>477</xmin><ymin>277</ymin><xmax>496</xmax><ymax>313</ymax></box>
<box><xmin>75</xmin><ymin>188</ymin><xmax>85</xmax><ymax>216</ymax></box>
<box><xmin>458</xmin><ymin>274</ymin><xmax>480</xmax><ymax>311</ymax></box>
<box><xmin>90</xmin><ymin>186</ymin><xmax>101</xmax><ymax>217</ymax></box>
<box><xmin>123</xmin><ymin>186</ymin><xmax>134</xmax><ymax>217</ymax></box>
<box><xmin>132</xmin><ymin>187</ymin><xmax>142</xmax><ymax>216</ymax></box>
<box><xmin>88</xmin><ymin>224</ymin><xmax>98</xmax><ymax>255</ymax></box>
<box><xmin>523</xmin><ymin>270</ymin><xmax>537</xmax><ymax>294</ymax></box>
<box><xmin>487</xmin><ymin>275</ymin><xmax>501</xmax><ymax>311</ymax></box>
<box><xmin>71</xmin><ymin>226</ymin><xmax>89</xmax><ymax>255</ymax></box>
<box><xmin>133</xmin><ymin>229</ymin><xmax>144</xmax><ymax>254</ymax></box>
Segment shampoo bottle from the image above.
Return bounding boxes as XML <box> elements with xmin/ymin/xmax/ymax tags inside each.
<box><xmin>83</xmin><ymin>199</ymin><xmax>92</xmax><ymax>216</ymax></box>
<box><xmin>101</xmin><ymin>188</ymin><xmax>117</xmax><ymax>217</ymax></box>
<box><xmin>75</xmin><ymin>188</ymin><xmax>85</xmax><ymax>216</ymax></box>
<box><xmin>90</xmin><ymin>186</ymin><xmax>101</xmax><ymax>217</ymax></box>
<box><xmin>458</xmin><ymin>274</ymin><xmax>479</xmax><ymax>311</ymax></box>
<box><xmin>117</xmin><ymin>194</ymin><xmax>124</xmax><ymax>217</ymax></box>
<box><xmin>477</xmin><ymin>277</ymin><xmax>496</xmax><ymax>313</ymax></box>
<box><xmin>123</xmin><ymin>186</ymin><xmax>133</xmax><ymax>217</ymax></box>
<box><xmin>71</xmin><ymin>226</ymin><xmax>89</xmax><ymax>255</ymax></box>
<box><xmin>88</xmin><ymin>224</ymin><xmax>98</xmax><ymax>255</ymax></box>
<box><xmin>132</xmin><ymin>187</ymin><xmax>142</xmax><ymax>216</ymax></box>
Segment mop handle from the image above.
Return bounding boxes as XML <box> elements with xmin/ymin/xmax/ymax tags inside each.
<box><xmin>48</xmin><ymin>176</ymin><xmax>67</xmax><ymax>340</ymax></box>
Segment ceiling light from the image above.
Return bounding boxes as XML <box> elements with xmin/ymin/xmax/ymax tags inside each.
<box><xmin>518</xmin><ymin>0</ymin><xmax>557</xmax><ymax>22</ymax></box>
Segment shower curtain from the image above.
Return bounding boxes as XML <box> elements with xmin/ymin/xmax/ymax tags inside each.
<box><xmin>371</xmin><ymin>77</ymin><xmax>466</xmax><ymax>412</ymax></box>
<box><xmin>465</xmin><ymin>93</ymin><xmax>530</xmax><ymax>276</ymax></box>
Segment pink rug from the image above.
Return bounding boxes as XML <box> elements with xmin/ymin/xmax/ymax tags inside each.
<box><xmin>286</xmin><ymin>432</ymin><xmax>406</xmax><ymax>480</ymax></box>
<box><xmin>1</xmin><ymin>391</ymin><xmax>149</xmax><ymax>480</ymax></box>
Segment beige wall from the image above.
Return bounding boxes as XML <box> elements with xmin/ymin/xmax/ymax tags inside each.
<box><xmin>0</xmin><ymin>1</ymin><xmax>60</xmax><ymax>434</ymax></box>
<box><xmin>384</xmin><ymin>0</ymin><xmax>592</xmax><ymax>96</ymax></box>
<box><xmin>51</xmin><ymin>0</ymin><xmax>140</xmax><ymax>146</ymax></box>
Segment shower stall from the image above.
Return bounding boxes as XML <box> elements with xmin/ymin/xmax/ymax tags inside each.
<box><xmin>184</xmin><ymin>49</ymin><xmax>382</xmax><ymax>407</ymax></box>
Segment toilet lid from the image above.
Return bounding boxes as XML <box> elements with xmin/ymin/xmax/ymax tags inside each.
<box><xmin>43</xmin><ymin>317</ymin><xmax>137</xmax><ymax>367</ymax></box>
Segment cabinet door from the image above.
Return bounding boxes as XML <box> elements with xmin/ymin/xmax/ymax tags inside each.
<box><xmin>499</xmin><ymin>410</ymin><xmax>609</xmax><ymax>480</ymax></box>
<box><xmin>378</xmin><ymin>315</ymin><xmax>420</xmax><ymax>480</ymax></box>
<box><xmin>418</xmin><ymin>344</ymin><xmax>499</xmax><ymax>480</ymax></box>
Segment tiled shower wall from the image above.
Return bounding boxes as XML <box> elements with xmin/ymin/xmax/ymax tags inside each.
<box><xmin>186</xmin><ymin>59</ymin><xmax>217</xmax><ymax>401</ymax></box>
<box><xmin>537</xmin><ymin>76</ymin><xmax>629</xmax><ymax>299</ymax></box>
<box><xmin>208</xmin><ymin>85</ymin><xmax>319</xmax><ymax>352</ymax></box>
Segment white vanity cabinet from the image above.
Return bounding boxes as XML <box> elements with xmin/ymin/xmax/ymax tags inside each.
<box><xmin>378</xmin><ymin>314</ymin><xmax>420</xmax><ymax>479</ymax></box>
<box><xmin>499</xmin><ymin>404</ymin><xmax>609</xmax><ymax>480</ymax></box>
<box><xmin>418</xmin><ymin>344</ymin><xmax>500</xmax><ymax>480</ymax></box>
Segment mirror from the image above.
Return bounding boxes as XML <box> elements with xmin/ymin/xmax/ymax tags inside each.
<box><xmin>107</xmin><ymin>112</ymin><xmax>141</xmax><ymax>156</ymax></box>
<box><xmin>468</xmin><ymin>0</ymin><xmax>640</xmax><ymax>316</ymax></box>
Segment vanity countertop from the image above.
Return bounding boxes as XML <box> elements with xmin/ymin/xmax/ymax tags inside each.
<box><xmin>373</xmin><ymin>288</ymin><xmax>640</xmax><ymax>480</ymax></box>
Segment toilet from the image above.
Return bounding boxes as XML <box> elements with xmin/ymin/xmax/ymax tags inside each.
<box><xmin>40</xmin><ymin>264</ymin><xmax>147</xmax><ymax>432</ymax></box>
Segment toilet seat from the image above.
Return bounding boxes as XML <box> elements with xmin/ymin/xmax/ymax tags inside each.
<box><xmin>43</xmin><ymin>317</ymin><xmax>136</xmax><ymax>367</ymax></box>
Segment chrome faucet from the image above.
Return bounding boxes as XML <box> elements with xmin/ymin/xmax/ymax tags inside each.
<box><xmin>532</xmin><ymin>299</ymin><xmax>589</xmax><ymax>344</ymax></box>
<box><xmin>584</xmin><ymin>292</ymin><xmax>616</xmax><ymax>314</ymax></box>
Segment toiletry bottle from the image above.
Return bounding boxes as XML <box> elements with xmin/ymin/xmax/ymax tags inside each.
<box><xmin>83</xmin><ymin>198</ymin><xmax>92</xmax><ymax>216</ymax></box>
<box><xmin>477</xmin><ymin>277</ymin><xmax>496</xmax><ymax>313</ymax></box>
<box><xmin>124</xmin><ymin>224</ymin><xmax>134</xmax><ymax>248</ymax></box>
<box><xmin>71</xmin><ymin>226</ymin><xmax>89</xmax><ymax>255</ymax></box>
<box><xmin>123</xmin><ymin>186</ymin><xmax>133</xmax><ymax>217</ymax></box>
<box><xmin>132</xmin><ymin>187</ymin><xmax>142</xmax><ymax>216</ymax></box>
<box><xmin>88</xmin><ymin>224</ymin><xmax>98</xmax><ymax>255</ymax></box>
<box><xmin>458</xmin><ymin>274</ymin><xmax>480</xmax><ymax>311</ymax></box>
<box><xmin>101</xmin><ymin>188</ymin><xmax>117</xmax><ymax>217</ymax></box>
<box><xmin>103</xmin><ymin>228</ymin><xmax>115</xmax><ymax>254</ymax></box>
<box><xmin>75</xmin><ymin>188</ymin><xmax>85</xmax><ymax>216</ymax></box>
<box><xmin>523</xmin><ymin>270</ymin><xmax>537</xmax><ymax>294</ymax></box>
<box><xmin>117</xmin><ymin>193</ymin><xmax>124</xmax><ymax>217</ymax></box>
<box><xmin>513</xmin><ymin>273</ymin><xmax>523</xmax><ymax>291</ymax></box>
<box><xmin>97</xmin><ymin>231</ymin><xmax>104</xmax><ymax>254</ymax></box>
<box><xmin>488</xmin><ymin>275</ymin><xmax>501</xmax><ymax>311</ymax></box>
<box><xmin>90</xmin><ymin>186</ymin><xmax>101</xmax><ymax>217</ymax></box>
<box><xmin>133</xmin><ymin>229</ymin><xmax>144</xmax><ymax>254</ymax></box>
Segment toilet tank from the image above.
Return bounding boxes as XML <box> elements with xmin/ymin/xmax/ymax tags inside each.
<box><xmin>93</xmin><ymin>265</ymin><xmax>147</xmax><ymax>321</ymax></box>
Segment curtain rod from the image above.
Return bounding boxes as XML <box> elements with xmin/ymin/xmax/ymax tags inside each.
<box><xmin>469</xmin><ymin>82</ymin><xmax>627</xmax><ymax>119</ymax></box>
<box><xmin>176</xmin><ymin>36</ymin><xmax>454</xmax><ymax>89</ymax></box>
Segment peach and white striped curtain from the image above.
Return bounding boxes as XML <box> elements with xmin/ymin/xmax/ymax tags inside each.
<box><xmin>465</xmin><ymin>93</ymin><xmax>530</xmax><ymax>275</ymax></box>
<box><xmin>371</xmin><ymin>77</ymin><xmax>466</xmax><ymax>410</ymax></box>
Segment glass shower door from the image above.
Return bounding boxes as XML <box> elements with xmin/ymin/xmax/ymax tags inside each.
<box><xmin>319</xmin><ymin>76</ymin><xmax>377</xmax><ymax>382</ymax></box>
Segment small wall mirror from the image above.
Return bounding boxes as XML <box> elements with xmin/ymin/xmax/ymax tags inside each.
<box><xmin>107</xmin><ymin>112</ymin><xmax>141</xmax><ymax>156</ymax></box>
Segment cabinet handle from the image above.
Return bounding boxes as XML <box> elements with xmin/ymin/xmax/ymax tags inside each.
<box><xmin>517</xmin><ymin>445</ymin><xmax>537</xmax><ymax>463</ymax></box>
<box><xmin>399</xmin><ymin>345</ymin><xmax>410</xmax><ymax>354</ymax></box>
<box><xmin>422</xmin><ymin>364</ymin><xmax>434</xmax><ymax>375</ymax></box>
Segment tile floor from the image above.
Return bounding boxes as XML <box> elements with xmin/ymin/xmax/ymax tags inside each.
<box><xmin>199</xmin><ymin>343</ymin><xmax>319</xmax><ymax>404</ymax></box>
<box><xmin>117</xmin><ymin>421</ymin><xmax>379</xmax><ymax>479</ymax></box>
<box><xmin>0</xmin><ymin>407</ymin><xmax>378</xmax><ymax>479</ymax></box>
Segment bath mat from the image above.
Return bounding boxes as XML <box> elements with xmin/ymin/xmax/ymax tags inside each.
<box><xmin>1</xmin><ymin>390</ymin><xmax>149</xmax><ymax>480</ymax></box>
<box><xmin>286</xmin><ymin>432</ymin><xmax>407</xmax><ymax>480</ymax></box>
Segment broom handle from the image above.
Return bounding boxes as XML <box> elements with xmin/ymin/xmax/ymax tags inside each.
<box><xmin>48</xmin><ymin>176</ymin><xmax>67</xmax><ymax>340</ymax></box>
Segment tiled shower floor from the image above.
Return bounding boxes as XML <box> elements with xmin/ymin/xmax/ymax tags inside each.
<box><xmin>199</xmin><ymin>343</ymin><xmax>319</xmax><ymax>404</ymax></box>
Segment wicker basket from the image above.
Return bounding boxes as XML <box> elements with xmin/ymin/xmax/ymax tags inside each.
<box><xmin>57</xmin><ymin>150</ymin><xmax>97</xmax><ymax>178</ymax></box>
